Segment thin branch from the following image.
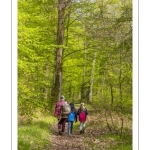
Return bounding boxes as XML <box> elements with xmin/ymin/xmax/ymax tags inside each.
<box><xmin>63</xmin><ymin>50</ymin><xmax>81</xmax><ymax>60</ymax></box>
<box><xmin>65</xmin><ymin>13</ymin><xmax>83</xmax><ymax>28</ymax></box>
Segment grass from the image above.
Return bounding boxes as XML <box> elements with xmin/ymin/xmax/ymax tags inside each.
<box><xmin>18</xmin><ymin>109</ymin><xmax>132</xmax><ymax>150</ymax></box>
<box><xmin>18</xmin><ymin>115</ymin><xmax>57</xmax><ymax>150</ymax></box>
<box><xmin>72</xmin><ymin>120</ymin><xmax>80</xmax><ymax>131</ymax></box>
<box><xmin>84</xmin><ymin>131</ymin><xmax>132</xmax><ymax>150</ymax></box>
<box><xmin>103</xmin><ymin>133</ymin><xmax>132</xmax><ymax>150</ymax></box>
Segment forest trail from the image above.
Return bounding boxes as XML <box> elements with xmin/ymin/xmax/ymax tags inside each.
<box><xmin>50</xmin><ymin>126</ymin><xmax>88</xmax><ymax>150</ymax></box>
<box><xmin>49</xmin><ymin>110</ymin><xmax>112</xmax><ymax>150</ymax></box>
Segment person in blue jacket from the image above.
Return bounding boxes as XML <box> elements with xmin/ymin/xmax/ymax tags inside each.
<box><xmin>68</xmin><ymin>102</ymin><xmax>77</xmax><ymax>135</ymax></box>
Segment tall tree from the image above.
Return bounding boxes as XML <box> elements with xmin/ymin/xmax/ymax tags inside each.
<box><xmin>52</xmin><ymin>0</ymin><xmax>71</xmax><ymax>103</ymax></box>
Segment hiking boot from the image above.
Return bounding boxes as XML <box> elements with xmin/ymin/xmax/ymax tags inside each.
<box><xmin>59</xmin><ymin>131</ymin><xmax>62</xmax><ymax>135</ymax></box>
<box><xmin>80</xmin><ymin>130</ymin><xmax>82</xmax><ymax>134</ymax></box>
<box><xmin>82</xmin><ymin>129</ymin><xmax>85</xmax><ymax>134</ymax></box>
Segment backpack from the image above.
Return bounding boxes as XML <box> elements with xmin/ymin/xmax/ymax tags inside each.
<box><xmin>54</xmin><ymin>100</ymin><xmax>65</xmax><ymax>117</ymax></box>
<box><xmin>61</xmin><ymin>103</ymin><xmax>71</xmax><ymax>115</ymax></box>
<box><xmin>68</xmin><ymin>111</ymin><xmax>75</xmax><ymax>122</ymax></box>
<box><xmin>79</xmin><ymin>111</ymin><xmax>86</xmax><ymax>122</ymax></box>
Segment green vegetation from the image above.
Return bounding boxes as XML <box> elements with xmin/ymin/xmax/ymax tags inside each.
<box><xmin>18</xmin><ymin>115</ymin><xmax>56</xmax><ymax>150</ymax></box>
<box><xmin>18</xmin><ymin>0</ymin><xmax>132</xmax><ymax>149</ymax></box>
<box><xmin>85</xmin><ymin>111</ymin><xmax>132</xmax><ymax>150</ymax></box>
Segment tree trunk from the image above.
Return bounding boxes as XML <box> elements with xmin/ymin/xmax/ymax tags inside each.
<box><xmin>119</xmin><ymin>40</ymin><xmax>124</xmax><ymax>137</ymax></box>
<box><xmin>109</xmin><ymin>82</ymin><xmax>114</xmax><ymax>106</ymax></box>
<box><xmin>88</xmin><ymin>52</ymin><xmax>96</xmax><ymax>103</ymax></box>
<box><xmin>81</xmin><ymin>42</ymin><xmax>87</xmax><ymax>101</ymax></box>
<box><xmin>52</xmin><ymin>0</ymin><xmax>66</xmax><ymax>103</ymax></box>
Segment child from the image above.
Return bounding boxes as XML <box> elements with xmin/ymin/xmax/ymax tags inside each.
<box><xmin>77</xmin><ymin>102</ymin><xmax>88</xmax><ymax>134</ymax></box>
<box><xmin>68</xmin><ymin>103</ymin><xmax>77</xmax><ymax>135</ymax></box>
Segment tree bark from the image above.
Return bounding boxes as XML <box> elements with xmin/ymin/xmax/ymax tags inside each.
<box><xmin>81</xmin><ymin>42</ymin><xmax>87</xmax><ymax>101</ymax></box>
<box><xmin>52</xmin><ymin>0</ymin><xmax>66</xmax><ymax>103</ymax></box>
<box><xmin>89</xmin><ymin>52</ymin><xmax>96</xmax><ymax>103</ymax></box>
<box><xmin>109</xmin><ymin>82</ymin><xmax>114</xmax><ymax>106</ymax></box>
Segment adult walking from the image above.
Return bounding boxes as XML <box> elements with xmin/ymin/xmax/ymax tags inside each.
<box><xmin>59</xmin><ymin>101</ymin><xmax>71</xmax><ymax>135</ymax></box>
<box><xmin>54</xmin><ymin>95</ymin><xmax>66</xmax><ymax>134</ymax></box>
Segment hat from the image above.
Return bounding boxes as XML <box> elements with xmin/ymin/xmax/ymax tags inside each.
<box><xmin>81</xmin><ymin>102</ymin><xmax>84</xmax><ymax>106</ymax></box>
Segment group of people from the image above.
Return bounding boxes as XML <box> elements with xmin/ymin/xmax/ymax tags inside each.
<box><xmin>54</xmin><ymin>95</ymin><xmax>88</xmax><ymax>135</ymax></box>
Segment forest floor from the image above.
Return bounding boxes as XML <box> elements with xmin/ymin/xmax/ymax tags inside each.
<box><xmin>49</xmin><ymin>110</ymin><xmax>132</xmax><ymax>150</ymax></box>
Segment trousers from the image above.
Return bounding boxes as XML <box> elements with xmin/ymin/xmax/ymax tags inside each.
<box><xmin>79</xmin><ymin>122</ymin><xmax>85</xmax><ymax>131</ymax></box>
<box><xmin>58</xmin><ymin>118</ymin><xmax>67</xmax><ymax>132</ymax></box>
<box><xmin>68</xmin><ymin>121</ymin><xmax>74</xmax><ymax>135</ymax></box>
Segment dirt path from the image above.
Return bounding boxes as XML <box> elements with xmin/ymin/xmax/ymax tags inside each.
<box><xmin>49</xmin><ymin>110</ymin><xmax>132</xmax><ymax>150</ymax></box>
<box><xmin>50</xmin><ymin>123</ymin><xmax>88</xmax><ymax>150</ymax></box>
<box><xmin>49</xmin><ymin>111</ymin><xmax>107</xmax><ymax>150</ymax></box>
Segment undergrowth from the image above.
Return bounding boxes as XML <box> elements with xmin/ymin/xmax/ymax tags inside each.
<box><xmin>85</xmin><ymin>111</ymin><xmax>132</xmax><ymax>150</ymax></box>
<box><xmin>18</xmin><ymin>114</ymin><xmax>57</xmax><ymax>150</ymax></box>
<box><xmin>18</xmin><ymin>108</ymin><xmax>132</xmax><ymax>150</ymax></box>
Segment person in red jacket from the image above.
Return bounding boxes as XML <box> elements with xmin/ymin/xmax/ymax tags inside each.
<box><xmin>54</xmin><ymin>95</ymin><xmax>65</xmax><ymax>134</ymax></box>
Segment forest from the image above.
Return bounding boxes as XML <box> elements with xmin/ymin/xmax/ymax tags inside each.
<box><xmin>18</xmin><ymin>0</ymin><xmax>132</xmax><ymax>149</ymax></box>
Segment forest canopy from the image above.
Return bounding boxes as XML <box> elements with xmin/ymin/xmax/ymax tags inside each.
<box><xmin>18</xmin><ymin>0</ymin><xmax>132</xmax><ymax>116</ymax></box>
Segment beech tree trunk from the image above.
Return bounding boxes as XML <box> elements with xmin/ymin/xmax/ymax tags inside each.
<box><xmin>52</xmin><ymin>0</ymin><xmax>66</xmax><ymax>103</ymax></box>
<box><xmin>89</xmin><ymin>52</ymin><xmax>96</xmax><ymax>103</ymax></box>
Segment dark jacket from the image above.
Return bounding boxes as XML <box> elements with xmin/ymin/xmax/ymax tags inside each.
<box><xmin>77</xmin><ymin>107</ymin><xmax>88</xmax><ymax>116</ymax></box>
